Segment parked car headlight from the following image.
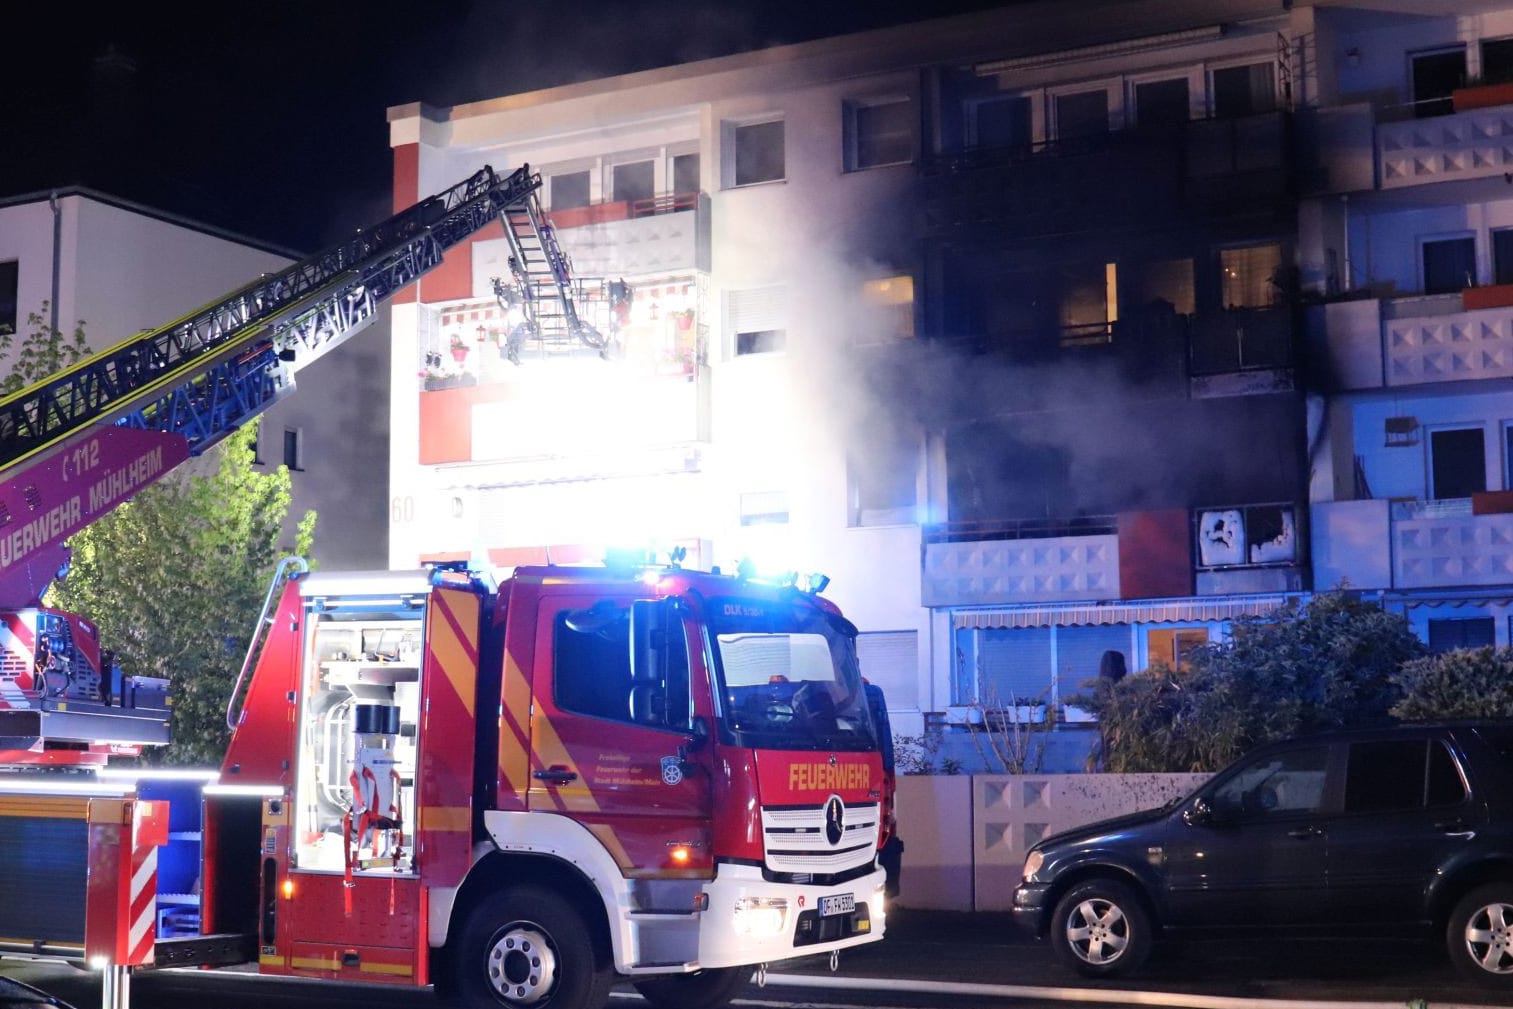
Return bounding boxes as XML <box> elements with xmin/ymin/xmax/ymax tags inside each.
<box><xmin>1022</xmin><ymin>850</ymin><xmax>1044</xmax><ymax>880</ymax></box>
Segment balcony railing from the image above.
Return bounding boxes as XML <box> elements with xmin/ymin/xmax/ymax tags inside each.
<box><xmin>546</xmin><ymin>190</ymin><xmax>699</xmax><ymax>229</ymax></box>
<box><xmin>1378</xmin><ymin>103</ymin><xmax>1513</xmax><ymax>189</ymax></box>
<box><xmin>924</xmin><ymin>516</ymin><xmax>1117</xmax><ymax>544</ymax></box>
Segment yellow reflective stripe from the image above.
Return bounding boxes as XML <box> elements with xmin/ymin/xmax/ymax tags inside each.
<box><xmin>419</xmin><ymin>805</ymin><xmax>470</xmax><ymax>831</ymax></box>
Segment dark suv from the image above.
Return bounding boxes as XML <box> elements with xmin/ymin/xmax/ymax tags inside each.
<box><xmin>1012</xmin><ymin>720</ymin><xmax>1513</xmax><ymax>988</ymax></box>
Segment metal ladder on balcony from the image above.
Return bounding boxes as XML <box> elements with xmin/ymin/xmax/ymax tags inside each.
<box><xmin>498</xmin><ymin>193</ymin><xmax>608</xmax><ymax>355</ymax></box>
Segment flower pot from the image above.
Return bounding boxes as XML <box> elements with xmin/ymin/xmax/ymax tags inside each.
<box><xmin>450</xmin><ymin>347</ymin><xmax>468</xmax><ymax>362</ymax></box>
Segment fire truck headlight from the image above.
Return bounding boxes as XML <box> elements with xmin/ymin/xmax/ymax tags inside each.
<box><xmin>732</xmin><ymin>896</ymin><xmax>787</xmax><ymax>937</ymax></box>
<box><xmin>870</xmin><ymin>884</ymin><xmax>887</xmax><ymax>925</ymax></box>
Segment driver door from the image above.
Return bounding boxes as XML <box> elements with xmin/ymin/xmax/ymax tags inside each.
<box><xmin>1161</xmin><ymin>743</ymin><xmax>1335</xmax><ymax>929</ymax></box>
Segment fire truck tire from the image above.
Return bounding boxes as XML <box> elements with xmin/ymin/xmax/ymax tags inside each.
<box><xmin>631</xmin><ymin>967</ymin><xmax>750</xmax><ymax>1009</ymax></box>
<box><xmin>452</xmin><ymin>885</ymin><xmax>612</xmax><ymax>1009</ymax></box>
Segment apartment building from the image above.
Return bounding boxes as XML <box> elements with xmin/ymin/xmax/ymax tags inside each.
<box><xmin>0</xmin><ymin>189</ymin><xmax>390</xmax><ymax>570</ymax></box>
<box><xmin>384</xmin><ymin>0</ymin><xmax>1513</xmax><ymax>746</ymax></box>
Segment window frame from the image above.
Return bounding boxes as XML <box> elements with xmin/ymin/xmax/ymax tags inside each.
<box><xmin>1207</xmin><ymin>58</ymin><xmax>1280</xmax><ymax>118</ymax></box>
<box><xmin>724</xmin><ymin>116</ymin><xmax>786</xmax><ymax>188</ymax></box>
<box><xmin>1048</xmin><ymin>79</ymin><xmax>1121</xmax><ymax>140</ymax></box>
<box><xmin>844</xmin><ymin>94</ymin><xmax>914</xmax><ymax>172</ymax></box>
<box><xmin>1427</xmin><ymin>424</ymin><xmax>1487</xmax><ymax>500</ymax></box>
<box><xmin>1420</xmin><ymin>232</ymin><xmax>1477</xmax><ymax>295</ymax></box>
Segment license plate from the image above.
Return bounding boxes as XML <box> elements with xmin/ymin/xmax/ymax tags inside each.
<box><xmin>819</xmin><ymin>893</ymin><xmax>854</xmax><ymax>917</ymax></box>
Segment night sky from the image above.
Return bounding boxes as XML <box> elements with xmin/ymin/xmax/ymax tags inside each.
<box><xmin>4</xmin><ymin>0</ymin><xmax>1012</xmax><ymax>254</ymax></box>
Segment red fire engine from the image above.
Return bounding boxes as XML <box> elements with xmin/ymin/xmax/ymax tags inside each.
<box><xmin>0</xmin><ymin>165</ymin><xmax>891</xmax><ymax>1009</ymax></box>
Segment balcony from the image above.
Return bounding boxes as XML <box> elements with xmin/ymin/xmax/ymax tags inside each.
<box><xmin>1312</xmin><ymin>291</ymin><xmax>1513</xmax><ymax>391</ymax></box>
<box><xmin>536</xmin><ymin>191</ymin><xmax>707</xmax><ymax>278</ymax></box>
<box><xmin>1188</xmin><ymin>305</ymin><xmax>1295</xmax><ymax>397</ymax></box>
<box><xmin>922</xmin><ymin>518</ymin><xmax>1118</xmax><ymax>608</ymax></box>
<box><xmin>1313</xmin><ymin>497</ymin><xmax>1513</xmax><ymax>591</ymax></box>
<box><xmin>1378</xmin><ymin>102</ymin><xmax>1513</xmax><ymax>190</ymax></box>
<box><xmin>922</xmin><ymin>112</ymin><xmax>1292</xmax><ymax>241</ymax></box>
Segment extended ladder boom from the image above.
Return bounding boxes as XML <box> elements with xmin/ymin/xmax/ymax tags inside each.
<box><xmin>0</xmin><ymin>164</ymin><xmax>560</xmax><ymax>609</ymax></box>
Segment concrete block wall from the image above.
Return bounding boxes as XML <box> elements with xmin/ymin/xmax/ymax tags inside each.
<box><xmin>893</xmin><ymin>772</ymin><xmax>1211</xmax><ymax>912</ymax></box>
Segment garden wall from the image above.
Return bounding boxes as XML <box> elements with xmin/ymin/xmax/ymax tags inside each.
<box><xmin>892</xmin><ymin>772</ymin><xmax>1211</xmax><ymax>912</ymax></box>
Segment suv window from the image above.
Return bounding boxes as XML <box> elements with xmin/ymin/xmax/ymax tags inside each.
<box><xmin>1344</xmin><ymin>739</ymin><xmax>1466</xmax><ymax>813</ymax></box>
<box><xmin>1211</xmin><ymin>745</ymin><xmax>1328</xmax><ymax>817</ymax></box>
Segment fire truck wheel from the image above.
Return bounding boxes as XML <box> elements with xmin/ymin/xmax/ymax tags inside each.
<box><xmin>631</xmin><ymin>966</ymin><xmax>750</xmax><ymax>1009</ymax></box>
<box><xmin>453</xmin><ymin>885</ymin><xmax>612</xmax><ymax>1009</ymax></box>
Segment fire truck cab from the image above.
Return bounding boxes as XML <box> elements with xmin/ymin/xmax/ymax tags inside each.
<box><xmin>207</xmin><ymin>558</ymin><xmax>887</xmax><ymax>1009</ymax></box>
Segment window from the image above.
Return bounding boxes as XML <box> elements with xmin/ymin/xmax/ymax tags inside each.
<box><xmin>739</xmin><ymin>490</ymin><xmax>788</xmax><ymax>526</ymax></box>
<box><xmin>552</xmin><ymin>601</ymin><xmax>690</xmax><ymax>729</ymax></box>
<box><xmin>846</xmin><ymin>97</ymin><xmax>911</xmax><ymax>170</ymax></box>
<box><xmin>611</xmin><ymin>160</ymin><xmax>654</xmax><ymax>205</ymax></box>
<box><xmin>1428</xmin><ymin>617</ymin><xmax>1495</xmax><ymax>653</ymax></box>
<box><xmin>1059</xmin><ymin>261</ymin><xmax>1117</xmax><ymax>344</ymax></box>
<box><xmin>283</xmin><ymin>428</ymin><xmax>304</xmax><ymax>471</ymax></box>
<box><xmin>970</xmin><ymin>95</ymin><xmax>1032</xmax><ymax>151</ymax></box>
<box><xmin>730</xmin><ymin>119</ymin><xmax>784</xmax><ymax>186</ymax></box>
<box><xmin>1129</xmin><ymin>257</ymin><xmax>1194</xmax><ymax>315</ymax></box>
<box><xmin>1220</xmin><ymin>243</ymin><xmax>1282</xmax><ymax>308</ymax></box>
<box><xmin>249</xmin><ymin>430</ymin><xmax>264</xmax><ymax>467</ymax></box>
<box><xmin>1210</xmin><ymin>745</ymin><xmax>1329</xmax><ymax>818</ymax></box>
<box><xmin>1134</xmin><ymin>78</ymin><xmax>1189</xmax><ymax>128</ymax></box>
<box><xmin>1422</xmin><ymin>236</ymin><xmax>1475</xmax><ymax>295</ymax></box>
<box><xmin>0</xmin><ymin>260</ymin><xmax>16</xmax><ymax>336</ymax></box>
<box><xmin>1495</xmin><ymin>229</ymin><xmax>1513</xmax><ymax>286</ymax></box>
<box><xmin>858</xmin><ymin>275</ymin><xmax>914</xmax><ymax>342</ymax></box>
<box><xmin>1429</xmin><ymin>426</ymin><xmax>1486</xmax><ymax>499</ymax></box>
<box><xmin>846</xmin><ymin>427</ymin><xmax>918</xmax><ymax>527</ymax></box>
<box><xmin>672</xmin><ymin>153</ymin><xmax>700</xmax><ymax>196</ymax></box>
<box><xmin>1054</xmin><ymin>89</ymin><xmax>1109</xmax><ymax>140</ymax></box>
<box><xmin>855</xmin><ymin>630</ymin><xmax>919</xmax><ymax>710</ymax></box>
<box><xmin>1211</xmin><ymin>62</ymin><xmax>1277</xmax><ymax>117</ymax></box>
<box><xmin>1146</xmin><ymin>628</ymin><xmax>1207</xmax><ymax>671</ymax></box>
<box><xmin>1345</xmin><ymin>739</ymin><xmax>1466</xmax><ymax>812</ymax></box>
<box><xmin>550</xmin><ymin>171</ymin><xmax>590</xmax><ymax>210</ymax></box>
<box><xmin>1412</xmin><ymin>47</ymin><xmax>1467</xmax><ymax>118</ymax></box>
<box><xmin>729</xmin><ymin>285</ymin><xmax>786</xmax><ymax>356</ymax></box>
<box><xmin>1483</xmin><ymin>37</ymin><xmax>1513</xmax><ymax>84</ymax></box>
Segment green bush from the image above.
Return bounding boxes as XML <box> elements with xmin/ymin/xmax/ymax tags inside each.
<box><xmin>1391</xmin><ymin>647</ymin><xmax>1513</xmax><ymax>720</ymax></box>
<box><xmin>1077</xmin><ymin>591</ymin><xmax>1426</xmax><ymax>773</ymax></box>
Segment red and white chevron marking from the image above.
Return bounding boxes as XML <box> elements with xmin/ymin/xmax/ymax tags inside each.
<box><xmin>127</xmin><ymin>831</ymin><xmax>158</xmax><ymax>964</ymax></box>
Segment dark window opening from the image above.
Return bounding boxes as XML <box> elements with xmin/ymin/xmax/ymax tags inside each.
<box><xmin>736</xmin><ymin>329</ymin><xmax>786</xmax><ymax>355</ymax></box>
<box><xmin>1213</xmin><ymin>63</ymin><xmax>1277</xmax><ymax>118</ymax></box>
<box><xmin>1413</xmin><ymin>48</ymin><xmax>1467</xmax><ymax>118</ymax></box>
<box><xmin>1055</xmin><ymin>90</ymin><xmax>1109</xmax><ymax>140</ymax></box>
<box><xmin>972</xmin><ymin>96</ymin><xmax>1031</xmax><ymax>151</ymax></box>
<box><xmin>1135</xmin><ymin>78</ymin><xmax>1190</xmax><ymax>128</ymax></box>
<box><xmin>0</xmin><ymin>260</ymin><xmax>17</xmax><ymax>336</ymax></box>
<box><xmin>1494</xmin><ymin>229</ymin><xmax>1513</xmax><ymax>285</ymax></box>
<box><xmin>853</xmin><ymin>99</ymin><xmax>912</xmax><ymax>169</ymax></box>
<box><xmin>1423</xmin><ymin>236</ymin><xmax>1475</xmax><ymax>294</ymax></box>
<box><xmin>734</xmin><ymin>120</ymin><xmax>784</xmax><ymax>186</ymax></box>
<box><xmin>672</xmin><ymin>153</ymin><xmax>700</xmax><ymax>196</ymax></box>
<box><xmin>1428</xmin><ymin>617</ymin><xmax>1495</xmax><ymax>653</ymax></box>
<box><xmin>551</xmin><ymin>171</ymin><xmax>590</xmax><ymax>210</ymax></box>
<box><xmin>612</xmin><ymin>161</ymin><xmax>654</xmax><ymax>205</ymax></box>
<box><xmin>1483</xmin><ymin>38</ymin><xmax>1513</xmax><ymax>85</ymax></box>
<box><xmin>1429</xmin><ymin>426</ymin><xmax>1485</xmax><ymax>499</ymax></box>
<box><xmin>283</xmin><ymin>429</ymin><xmax>303</xmax><ymax>472</ymax></box>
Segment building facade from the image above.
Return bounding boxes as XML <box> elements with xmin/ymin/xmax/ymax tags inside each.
<box><xmin>0</xmin><ymin>189</ymin><xmax>390</xmax><ymax>571</ymax></box>
<box><xmin>384</xmin><ymin>0</ymin><xmax>1513</xmax><ymax>744</ymax></box>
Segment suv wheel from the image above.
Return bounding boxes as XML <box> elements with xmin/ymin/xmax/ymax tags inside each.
<box><xmin>1448</xmin><ymin>883</ymin><xmax>1513</xmax><ymax>988</ymax></box>
<box><xmin>1051</xmin><ymin>879</ymin><xmax>1152</xmax><ymax>978</ymax></box>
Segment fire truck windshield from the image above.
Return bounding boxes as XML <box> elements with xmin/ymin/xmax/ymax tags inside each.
<box><xmin>707</xmin><ymin>596</ymin><xmax>877</xmax><ymax>753</ymax></box>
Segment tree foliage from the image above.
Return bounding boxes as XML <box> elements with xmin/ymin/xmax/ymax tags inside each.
<box><xmin>0</xmin><ymin>303</ymin><xmax>90</xmax><ymax>394</ymax></box>
<box><xmin>1391</xmin><ymin>647</ymin><xmax>1513</xmax><ymax>720</ymax></box>
<box><xmin>1078</xmin><ymin>592</ymin><xmax>1427</xmax><ymax>773</ymax></box>
<box><xmin>49</xmin><ymin>425</ymin><xmax>315</xmax><ymax>765</ymax></box>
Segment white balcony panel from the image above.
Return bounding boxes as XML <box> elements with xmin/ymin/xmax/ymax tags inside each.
<box><xmin>1378</xmin><ymin>107</ymin><xmax>1513</xmax><ymax>189</ymax></box>
<box><xmin>1385</xmin><ymin>306</ymin><xmax>1513</xmax><ymax>387</ymax></box>
<box><xmin>1394</xmin><ymin>510</ymin><xmax>1513</xmax><ymax>589</ymax></box>
<box><xmin>922</xmin><ymin>534</ymin><xmax>1119</xmax><ymax>608</ymax></box>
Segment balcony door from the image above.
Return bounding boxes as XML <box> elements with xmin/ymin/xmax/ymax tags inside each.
<box><xmin>1429</xmin><ymin>426</ymin><xmax>1486</xmax><ymax>500</ymax></box>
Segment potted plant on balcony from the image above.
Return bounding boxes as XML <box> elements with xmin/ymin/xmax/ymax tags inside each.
<box><xmin>671</xmin><ymin>308</ymin><xmax>695</xmax><ymax>332</ymax></box>
<box><xmin>449</xmin><ymin>333</ymin><xmax>469</xmax><ymax>362</ymax></box>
